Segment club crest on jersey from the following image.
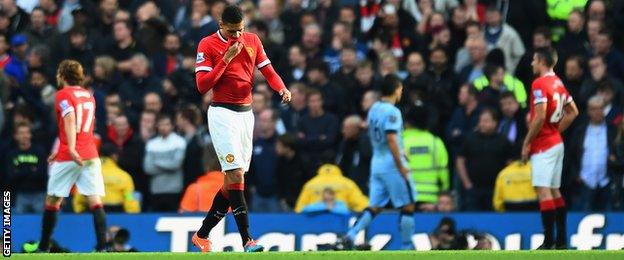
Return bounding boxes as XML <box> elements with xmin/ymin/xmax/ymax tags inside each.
<box><xmin>59</xmin><ymin>99</ymin><xmax>71</xmax><ymax>110</ymax></box>
<box><xmin>196</xmin><ymin>52</ymin><xmax>205</xmax><ymax>63</ymax></box>
<box><xmin>225</xmin><ymin>154</ymin><xmax>235</xmax><ymax>163</ymax></box>
<box><xmin>245</xmin><ymin>47</ymin><xmax>255</xmax><ymax>59</ymax></box>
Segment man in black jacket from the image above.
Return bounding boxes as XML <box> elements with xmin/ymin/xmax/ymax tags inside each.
<box><xmin>336</xmin><ymin>115</ymin><xmax>371</xmax><ymax>194</ymax></box>
<box><xmin>176</xmin><ymin>105</ymin><xmax>205</xmax><ymax>188</ymax></box>
<box><xmin>568</xmin><ymin>95</ymin><xmax>616</xmax><ymax>211</ymax></box>
<box><xmin>5</xmin><ymin>123</ymin><xmax>47</xmax><ymax>213</ymax></box>
<box><xmin>275</xmin><ymin>134</ymin><xmax>310</xmax><ymax>210</ymax></box>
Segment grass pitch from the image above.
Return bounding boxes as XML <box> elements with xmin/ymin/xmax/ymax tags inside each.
<box><xmin>9</xmin><ymin>250</ymin><xmax>624</xmax><ymax>260</ymax></box>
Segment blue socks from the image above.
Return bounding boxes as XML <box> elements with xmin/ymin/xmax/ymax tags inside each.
<box><xmin>347</xmin><ymin>209</ymin><xmax>374</xmax><ymax>241</ymax></box>
<box><xmin>399</xmin><ymin>212</ymin><xmax>415</xmax><ymax>250</ymax></box>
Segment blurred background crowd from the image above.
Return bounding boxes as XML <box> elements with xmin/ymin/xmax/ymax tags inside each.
<box><xmin>1</xmin><ymin>0</ymin><xmax>624</xmax><ymax>216</ymax></box>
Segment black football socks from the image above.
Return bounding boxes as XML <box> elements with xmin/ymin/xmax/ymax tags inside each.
<box><xmin>197</xmin><ymin>190</ymin><xmax>230</xmax><ymax>238</ymax></box>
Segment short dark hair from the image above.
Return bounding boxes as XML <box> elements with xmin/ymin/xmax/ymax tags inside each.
<box><xmin>486</xmin><ymin>5</ymin><xmax>500</xmax><ymax>13</ymax></box>
<box><xmin>307</xmin><ymin>59</ymin><xmax>330</xmax><ymax>77</ymax></box>
<box><xmin>462</xmin><ymin>83</ymin><xmax>480</xmax><ymax>97</ymax></box>
<box><xmin>277</xmin><ymin>134</ymin><xmax>297</xmax><ymax>150</ymax></box>
<box><xmin>597</xmin><ymin>80</ymin><xmax>614</xmax><ymax>93</ymax></box>
<box><xmin>114</xmin><ymin>20</ymin><xmax>133</xmax><ymax>32</ymax></box>
<box><xmin>249</xmin><ymin>19</ymin><xmax>268</xmax><ymax>34</ymax></box>
<box><xmin>566</xmin><ymin>55</ymin><xmax>584</xmax><ymax>68</ymax></box>
<box><xmin>480</xmin><ymin>107</ymin><xmax>500</xmax><ymax>122</ymax></box>
<box><xmin>499</xmin><ymin>91</ymin><xmax>517</xmax><ymax>102</ymax></box>
<box><xmin>307</xmin><ymin>88</ymin><xmax>323</xmax><ymax>100</ymax></box>
<box><xmin>484</xmin><ymin>64</ymin><xmax>503</xmax><ymax>79</ymax></box>
<box><xmin>406</xmin><ymin>105</ymin><xmax>428</xmax><ymax>130</ymax></box>
<box><xmin>534</xmin><ymin>47</ymin><xmax>558</xmax><ymax>68</ymax></box>
<box><xmin>380</xmin><ymin>74</ymin><xmax>402</xmax><ymax>97</ymax></box>
<box><xmin>222</xmin><ymin>4</ymin><xmax>243</xmax><ymax>24</ymax></box>
<box><xmin>177</xmin><ymin>104</ymin><xmax>202</xmax><ymax>126</ymax></box>
<box><xmin>597</xmin><ymin>28</ymin><xmax>613</xmax><ymax>41</ymax></box>
<box><xmin>156</xmin><ymin>113</ymin><xmax>172</xmax><ymax>123</ymax></box>
<box><xmin>533</xmin><ymin>26</ymin><xmax>551</xmax><ymax>41</ymax></box>
<box><xmin>68</xmin><ymin>26</ymin><xmax>87</xmax><ymax>36</ymax></box>
<box><xmin>13</xmin><ymin>122</ymin><xmax>31</xmax><ymax>134</ymax></box>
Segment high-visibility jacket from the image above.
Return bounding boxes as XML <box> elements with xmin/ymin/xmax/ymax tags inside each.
<box><xmin>73</xmin><ymin>157</ymin><xmax>140</xmax><ymax>213</ymax></box>
<box><xmin>546</xmin><ymin>0</ymin><xmax>588</xmax><ymax>21</ymax></box>
<box><xmin>403</xmin><ymin>128</ymin><xmax>449</xmax><ymax>203</ymax></box>
<box><xmin>179</xmin><ymin>171</ymin><xmax>225</xmax><ymax>213</ymax></box>
<box><xmin>473</xmin><ymin>73</ymin><xmax>527</xmax><ymax>108</ymax></box>
<box><xmin>295</xmin><ymin>164</ymin><xmax>368</xmax><ymax>213</ymax></box>
<box><xmin>493</xmin><ymin>161</ymin><xmax>538</xmax><ymax>212</ymax></box>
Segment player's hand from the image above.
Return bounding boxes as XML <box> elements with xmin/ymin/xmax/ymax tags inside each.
<box><xmin>223</xmin><ymin>42</ymin><xmax>243</xmax><ymax>64</ymax></box>
<box><xmin>279</xmin><ymin>88</ymin><xmax>291</xmax><ymax>103</ymax></box>
<box><xmin>47</xmin><ymin>152</ymin><xmax>57</xmax><ymax>164</ymax></box>
<box><xmin>69</xmin><ymin>149</ymin><xmax>84</xmax><ymax>166</ymax></box>
<box><xmin>521</xmin><ymin>143</ymin><xmax>530</xmax><ymax>164</ymax></box>
<box><xmin>399</xmin><ymin>166</ymin><xmax>410</xmax><ymax>179</ymax></box>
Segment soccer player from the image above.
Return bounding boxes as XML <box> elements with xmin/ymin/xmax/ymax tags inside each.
<box><xmin>38</xmin><ymin>60</ymin><xmax>107</xmax><ymax>252</ymax></box>
<box><xmin>522</xmin><ymin>47</ymin><xmax>578</xmax><ymax>249</ymax></box>
<box><xmin>338</xmin><ymin>75</ymin><xmax>417</xmax><ymax>250</ymax></box>
<box><xmin>192</xmin><ymin>5</ymin><xmax>291</xmax><ymax>253</ymax></box>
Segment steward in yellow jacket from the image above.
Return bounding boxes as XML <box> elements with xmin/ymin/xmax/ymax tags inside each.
<box><xmin>493</xmin><ymin>161</ymin><xmax>538</xmax><ymax>212</ymax></box>
<box><xmin>295</xmin><ymin>164</ymin><xmax>368</xmax><ymax>213</ymax></box>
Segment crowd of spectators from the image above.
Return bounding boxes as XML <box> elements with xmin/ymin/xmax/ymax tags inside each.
<box><xmin>2</xmin><ymin>0</ymin><xmax>624</xmax><ymax>213</ymax></box>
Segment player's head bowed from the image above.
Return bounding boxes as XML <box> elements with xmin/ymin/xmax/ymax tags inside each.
<box><xmin>56</xmin><ymin>59</ymin><xmax>85</xmax><ymax>88</ymax></box>
<box><xmin>220</xmin><ymin>5</ymin><xmax>244</xmax><ymax>39</ymax></box>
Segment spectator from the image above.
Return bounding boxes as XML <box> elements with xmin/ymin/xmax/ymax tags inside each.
<box><xmin>282</xmin><ymin>44</ymin><xmax>307</xmax><ymax>85</ymax></box>
<box><xmin>556</xmin><ymin>10</ymin><xmax>589</xmax><ymax>72</ymax></box>
<box><xmin>24</xmin><ymin>7</ymin><xmax>58</xmax><ymax>48</ymax></box>
<box><xmin>330</xmin><ymin>46</ymin><xmax>359</xmax><ymax>94</ymax></box>
<box><xmin>258</xmin><ymin>0</ymin><xmax>284</xmax><ymax>45</ymax></box>
<box><xmin>493</xmin><ymin>161</ymin><xmax>538</xmax><ymax>212</ymax></box>
<box><xmin>295</xmin><ymin>164</ymin><xmax>368</xmax><ymax>213</ymax></box>
<box><xmin>104</xmin><ymin>114</ymin><xmax>146</xmax><ymax>205</ymax></box>
<box><xmin>569</xmin><ymin>95</ymin><xmax>615</xmax><ymax>211</ymax></box>
<box><xmin>368</xmin><ymin>3</ymin><xmax>417</xmax><ymax>60</ymax></box>
<box><xmin>323</xmin><ymin>22</ymin><xmax>366</xmax><ymax>73</ymax></box>
<box><xmin>139</xmin><ymin>110</ymin><xmax>157</xmax><ymax>142</ymax></box>
<box><xmin>73</xmin><ymin>144</ymin><xmax>141</xmax><ymax>213</ymax></box>
<box><xmin>176</xmin><ymin>104</ymin><xmax>205</xmax><ymax>188</ymax></box>
<box><xmin>143</xmin><ymin>114</ymin><xmax>187</xmax><ymax>212</ymax></box>
<box><xmin>353</xmin><ymin>60</ymin><xmax>381</xmax><ymax>115</ymax></box>
<box><xmin>592</xmin><ymin>29</ymin><xmax>624</xmax><ymax>82</ymax></box>
<box><xmin>179</xmin><ymin>145</ymin><xmax>224</xmax><ymax>213</ymax></box>
<box><xmin>249</xmin><ymin>109</ymin><xmax>281</xmax><ymax>212</ymax></box>
<box><xmin>454</xmin><ymin>21</ymin><xmax>487</xmax><ymax>73</ymax></box>
<box><xmin>275</xmin><ymin>134</ymin><xmax>310</xmax><ymax>210</ymax></box>
<box><xmin>498</xmin><ymin>92</ymin><xmax>527</xmax><ymax>158</ymax></box>
<box><xmin>516</xmin><ymin>27</ymin><xmax>553</xmax><ymax>87</ymax></box>
<box><xmin>596</xmin><ymin>82</ymin><xmax>624</xmax><ymax>128</ymax></box>
<box><xmin>301</xmin><ymin>23</ymin><xmax>322</xmax><ymax>60</ymax></box>
<box><xmin>153</xmin><ymin>33</ymin><xmax>184</xmax><ymax>77</ymax></box>
<box><xmin>456</xmin><ymin>108</ymin><xmax>512</xmax><ymax>211</ymax></box>
<box><xmin>402</xmin><ymin>52</ymin><xmax>431</xmax><ymax>106</ymax></box>
<box><xmin>0</xmin><ymin>34</ymin><xmax>11</xmax><ymax>69</ymax></box>
<box><xmin>336</xmin><ymin>115</ymin><xmax>371</xmax><ymax>194</ymax></box>
<box><xmin>1</xmin><ymin>0</ymin><xmax>29</xmax><ymax>36</ymax></box>
<box><xmin>4</xmin><ymin>34</ymin><xmax>29</xmax><ymax>84</ymax></box>
<box><xmin>429</xmin><ymin>217</ymin><xmax>460</xmax><ymax>250</ymax></box>
<box><xmin>446</xmin><ymin>84</ymin><xmax>482</xmax><ymax>158</ymax></box>
<box><xmin>118</xmin><ymin>54</ymin><xmax>162</xmax><ymax>118</ymax></box>
<box><xmin>301</xmin><ymin>187</ymin><xmax>350</xmax><ymax>215</ymax></box>
<box><xmin>248</xmin><ymin>19</ymin><xmax>286</xmax><ymax>74</ymax></box>
<box><xmin>5</xmin><ymin>123</ymin><xmax>47</xmax><ymax>213</ymax></box>
<box><xmin>297</xmin><ymin>90</ymin><xmax>340</xmax><ymax>167</ymax></box>
<box><xmin>427</xmin><ymin>47</ymin><xmax>456</xmax><ymax>127</ymax></box>
<box><xmin>143</xmin><ymin>92</ymin><xmax>163</xmax><ymax>115</ymax></box>
<box><xmin>107</xmin><ymin>20</ymin><xmax>143</xmax><ymax>72</ymax></box>
<box><xmin>579</xmin><ymin>56</ymin><xmax>624</xmax><ymax>110</ymax></box>
<box><xmin>56</xmin><ymin>26</ymin><xmax>95</xmax><ymax>73</ymax></box>
<box><xmin>483</xmin><ymin>6</ymin><xmax>525</xmax><ymax>74</ymax></box>
<box><xmin>306</xmin><ymin>59</ymin><xmax>351</xmax><ymax>118</ymax></box>
<box><xmin>135</xmin><ymin>1</ymin><xmax>169</xmax><ymax>56</ymax></box>
<box><xmin>458</xmin><ymin>36</ymin><xmax>488</xmax><ymax>83</ymax></box>
<box><xmin>280</xmin><ymin>83</ymin><xmax>307</xmax><ymax>134</ymax></box>
<box><xmin>437</xmin><ymin>192</ymin><xmax>456</xmax><ymax>213</ymax></box>
<box><xmin>404</xmin><ymin>105</ymin><xmax>449</xmax><ymax>211</ymax></box>
<box><xmin>609</xmin><ymin>119</ymin><xmax>624</xmax><ymax>211</ymax></box>
<box><xmin>562</xmin><ymin>55</ymin><xmax>586</xmax><ymax>101</ymax></box>
<box><xmin>473</xmin><ymin>60</ymin><xmax>527</xmax><ymax>109</ymax></box>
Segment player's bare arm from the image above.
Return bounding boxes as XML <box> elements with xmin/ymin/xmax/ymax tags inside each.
<box><xmin>387</xmin><ymin>132</ymin><xmax>409</xmax><ymax>178</ymax></box>
<box><xmin>522</xmin><ymin>103</ymin><xmax>547</xmax><ymax>162</ymax></box>
<box><xmin>63</xmin><ymin>110</ymin><xmax>83</xmax><ymax>166</ymax></box>
<box><xmin>558</xmin><ymin>101</ymin><xmax>579</xmax><ymax>133</ymax></box>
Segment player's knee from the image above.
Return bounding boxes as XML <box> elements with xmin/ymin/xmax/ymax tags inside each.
<box><xmin>367</xmin><ymin>207</ymin><xmax>381</xmax><ymax>215</ymax></box>
<box><xmin>87</xmin><ymin>196</ymin><xmax>103</xmax><ymax>207</ymax></box>
<box><xmin>225</xmin><ymin>169</ymin><xmax>245</xmax><ymax>183</ymax></box>
<box><xmin>45</xmin><ymin>196</ymin><xmax>63</xmax><ymax>207</ymax></box>
<box><xmin>535</xmin><ymin>187</ymin><xmax>553</xmax><ymax>200</ymax></box>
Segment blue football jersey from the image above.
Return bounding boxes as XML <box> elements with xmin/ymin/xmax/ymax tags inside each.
<box><xmin>367</xmin><ymin>101</ymin><xmax>407</xmax><ymax>175</ymax></box>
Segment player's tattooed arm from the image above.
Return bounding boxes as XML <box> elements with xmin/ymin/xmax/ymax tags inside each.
<box><xmin>558</xmin><ymin>101</ymin><xmax>579</xmax><ymax>133</ymax></box>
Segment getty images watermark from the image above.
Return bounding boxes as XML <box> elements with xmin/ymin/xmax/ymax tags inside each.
<box><xmin>3</xmin><ymin>191</ymin><xmax>10</xmax><ymax>257</ymax></box>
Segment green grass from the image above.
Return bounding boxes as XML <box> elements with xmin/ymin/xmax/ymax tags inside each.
<box><xmin>9</xmin><ymin>250</ymin><xmax>624</xmax><ymax>260</ymax></box>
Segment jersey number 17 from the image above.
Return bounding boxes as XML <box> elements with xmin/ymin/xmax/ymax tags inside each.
<box><xmin>75</xmin><ymin>101</ymin><xmax>94</xmax><ymax>133</ymax></box>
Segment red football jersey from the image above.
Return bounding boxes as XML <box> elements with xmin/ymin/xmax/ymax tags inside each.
<box><xmin>195</xmin><ymin>31</ymin><xmax>270</xmax><ymax>104</ymax></box>
<box><xmin>529</xmin><ymin>72</ymin><xmax>573</xmax><ymax>154</ymax></box>
<box><xmin>54</xmin><ymin>86</ymin><xmax>99</xmax><ymax>161</ymax></box>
